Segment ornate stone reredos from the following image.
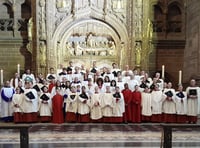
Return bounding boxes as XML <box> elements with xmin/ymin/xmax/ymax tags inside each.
<box><xmin>51</xmin><ymin>9</ymin><xmax>129</xmax><ymax>69</ymax></box>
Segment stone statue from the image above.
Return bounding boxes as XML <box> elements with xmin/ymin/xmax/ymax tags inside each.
<box><xmin>66</xmin><ymin>42</ymin><xmax>74</xmax><ymax>55</ymax></box>
<box><xmin>108</xmin><ymin>41</ymin><xmax>115</xmax><ymax>55</ymax></box>
<box><xmin>147</xmin><ymin>19</ymin><xmax>153</xmax><ymax>39</ymax></box>
<box><xmin>28</xmin><ymin>17</ymin><xmax>33</xmax><ymax>40</ymax></box>
<box><xmin>39</xmin><ymin>0</ymin><xmax>45</xmax><ymax>7</ymax></box>
<box><xmin>39</xmin><ymin>0</ymin><xmax>46</xmax><ymax>40</ymax></box>
<box><xmin>74</xmin><ymin>42</ymin><xmax>83</xmax><ymax>56</ymax></box>
<box><xmin>26</xmin><ymin>42</ymin><xmax>32</xmax><ymax>54</ymax></box>
<box><xmin>135</xmin><ymin>42</ymin><xmax>142</xmax><ymax>67</ymax></box>
<box><xmin>86</xmin><ymin>33</ymin><xmax>95</xmax><ymax>48</ymax></box>
<box><xmin>39</xmin><ymin>42</ymin><xmax>46</xmax><ymax>67</ymax></box>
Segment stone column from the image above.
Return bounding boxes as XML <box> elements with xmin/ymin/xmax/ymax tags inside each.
<box><xmin>12</xmin><ymin>0</ymin><xmax>23</xmax><ymax>37</ymax></box>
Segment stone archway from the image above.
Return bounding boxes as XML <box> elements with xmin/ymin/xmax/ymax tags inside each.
<box><xmin>50</xmin><ymin>12</ymin><xmax>129</xmax><ymax>71</ymax></box>
<box><xmin>57</xmin><ymin>19</ymin><xmax>122</xmax><ymax>69</ymax></box>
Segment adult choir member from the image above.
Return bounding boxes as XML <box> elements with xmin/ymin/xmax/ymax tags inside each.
<box><xmin>90</xmin><ymin>86</ymin><xmax>102</xmax><ymax>122</ymax></box>
<box><xmin>0</xmin><ymin>81</ymin><xmax>15</xmax><ymax>122</ymax></box>
<box><xmin>22</xmin><ymin>69</ymin><xmax>36</xmax><ymax>85</ymax></box>
<box><xmin>162</xmin><ymin>82</ymin><xmax>176</xmax><ymax>123</ymax></box>
<box><xmin>10</xmin><ymin>73</ymin><xmax>22</xmax><ymax>89</ymax></box>
<box><xmin>77</xmin><ymin>86</ymin><xmax>90</xmax><ymax>122</ymax></box>
<box><xmin>52</xmin><ymin>87</ymin><xmax>64</xmax><ymax>124</ymax></box>
<box><xmin>22</xmin><ymin>78</ymin><xmax>38</xmax><ymax>123</ymax></box>
<box><xmin>65</xmin><ymin>86</ymin><xmax>78</xmax><ymax>122</ymax></box>
<box><xmin>154</xmin><ymin>72</ymin><xmax>164</xmax><ymax>91</ymax></box>
<box><xmin>132</xmin><ymin>85</ymin><xmax>141</xmax><ymax>123</ymax></box>
<box><xmin>141</xmin><ymin>87</ymin><xmax>152</xmax><ymax>122</ymax></box>
<box><xmin>175</xmin><ymin>84</ymin><xmax>187</xmax><ymax>123</ymax></box>
<box><xmin>112</xmin><ymin>86</ymin><xmax>125</xmax><ymax>123</ymax></box>
<box><xmin>101</xmin><ymin>86</ymin><xmax>114</xmax><ymax>123</ymax></box>
<box><xmin>186</xmin><ymin>79</ymin><xmax>200</xmax><ymax>123</ymax></box>
<box><xmin>38</xmin><ymin>86</ymin><xmax>52</xmax><ymax>122</ymax></box>
<box><xmin>151</xmin><ymin>84</ymin><xmax>163</xmax><ymax>122</ymax></box>
<box><xmin>46</xmin><ymin>67</ymin><xmax>57</xmax><ymax>82</ymax></box>
<box><xmin>111</xmin><ymin>62</ymin><xmax>121</xmax><ymax>77</ymax></box>
<box><xmin>122</xmin><ymin>83</ymin><xmax>132</xmax><ymax>122</ymax></box>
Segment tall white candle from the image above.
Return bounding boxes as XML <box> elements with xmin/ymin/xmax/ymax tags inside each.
<box><xmin>179</xmin><ymin>70</ymin><xmax>182</xmax><ymax>84</ymax></box>
<box><xmin>17</xmin><ymin>64</ymin><xmax>20</xmax><ymax>75</ymax></box>
<box><xmin>162</xmin><ymin>65</ymin><xmax>165</xmax><ymax>79</ymax></box>
<box><xmin>0</xmin><ymin>69</ymin><xmax>3</xmax><ymax>85</ymax></box>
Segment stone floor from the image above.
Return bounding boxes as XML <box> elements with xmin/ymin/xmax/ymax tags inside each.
<box><xmin>0</xmin><ymin>123</ymin><xmax>200</xmax><ymax>148</ymax></box>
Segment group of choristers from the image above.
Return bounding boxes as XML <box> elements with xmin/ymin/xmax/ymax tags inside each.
<box><xmin>0</xmin><ymin>61</ymin><xmax>200</xmax><ymax>124</ymax></box>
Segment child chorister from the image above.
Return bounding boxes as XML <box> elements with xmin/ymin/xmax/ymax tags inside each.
<box><xmin>38</xmin><ymin>86</ymin><xmax>52</xmax><ymax>122</ymax></box>
<box><xmin>12</xmin><ymin>87</ymin><xmax>24</xmax><ymax>123</ymax></box>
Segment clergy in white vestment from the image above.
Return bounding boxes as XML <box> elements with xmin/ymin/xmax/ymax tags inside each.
<box><xmin>122</xmin><ymin>65</ymin><xmax>133</xmax><ymax>78</ymax></box>
<box><xmin>112</xmin><ymin>86</ymin><xmax>125</xmax><ymax>123</ymax></box>
<box><xmin>175</xmin><ymin>84</ymin><xmax>187</xmax><ymax>123</ymax></box>
<box><xmin>22</xmin><ymin>77</ymin><xmax>38</xmax><ymax>123</ymax></box>
<box><xmin>101</xmin><ymin>86</ymin><xmax>114</xmax><ymax>122</ymax></box>
<box><xmin>186</xmin><ymin>79</ymin><xmax>200</xmax><ymax>123</ymax></box>
<box><xmin>65</xmin><ymin>86</ymin><xmax>78</xmax><ymax>122</ymax></box>
<box><xmin>141</xmin><ymin>87</ymin><xmax>152</xmax><ymax>122</ymax></box>
<box><xmin>38</xmin><ymin>86</ymin><xmax>52</xmax><ymax>122</ymax></box>
<box><xmin>122</xmin><ymin>65</ymin><xmax>133</xmax><ymax>83</ymax></box>
<box><xmin>12</xmin><ymin>87</ymin><xmax>24</xmax><ymax>123</ymax></box>
<box><xmin>151</xmin><ymin>84</ymin><xmax>163</xmax><ymax>122</ymax></box>
<box><xmin>128</xmin><ymin>74</ymin><xmax>139</xmax><ymax>91</ymax></box>
<box><xmin>0</xmin><ymin>81</ymin><xmax>15</xmax><ymax>122</ymax></box>
<box><xmin>77</xmin><ymin>86</ymin><xmax>90</xmax><ymax>122</ymax></box>
<box><xmin>162</xmin><ymin>82</ymin><xmax>176</xmax><ymax>123</ymax></box>
<box><xmin>90</xmin><ymin>86</ymin><xmax>103</xmax><ymax>122</ymax></box>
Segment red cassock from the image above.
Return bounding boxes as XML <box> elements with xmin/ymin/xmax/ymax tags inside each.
<box><xmin>48</xmin><ymin>83</ymin><xmax>55</xmax><ymax>93</ymax></box>
<box><xmin>177</xmin><ymin>115</ymin><xmax>187</xmax><ymax>123</ymax></box>
<box><xmin>122</xmin><ymin>89</ymin><xmax>132</xmax><ymax>122</ymax></box>
<box><xmin>132</xmin><ymin>91</ymin><xmax>141</xmax><ymax>123</ymax></box>
<box><xmin>52</xmin><ymin>93</ymin><xmax>64</xmax><ymax>124</ymax></box>
<box><xmin>13</xmin><ymin>112</ymin><xmax>24</xmax><ymax>123</ymax></box>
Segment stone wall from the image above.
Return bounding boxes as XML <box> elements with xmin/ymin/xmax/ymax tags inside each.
<box><xmin>152</xmin><ymin>0</ymin><xmax>186</xmax><ymax>86</ymax></box>
<box><xmin>157</xmin><ymin>47</ymin><xmax>184</xmax><ymax>86</ymax></box>
<box><xmin>183</xmin><ymin>0</ymin><xmax>200</xmax><ymax>84</ymax></box>
<box><xmin>0</xmin><ymin>0</ymin><xmax>31</xmax><ymax>82</ymax></box>
<box><xmin>0</xmin><ymin>41</ymin><xmax>25</xmax><ymax>82</ymax></box>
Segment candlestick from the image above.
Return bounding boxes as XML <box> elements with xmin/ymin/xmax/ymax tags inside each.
<box><xmin>161</xmin><ymin>65</ymin><xmax>165</xmax><ymax>79</ymax></box>
<box><xmin>17</xmin><ymin>64</ymin><xmax>20</xmax><ymax>75</ymax></box>
<box><xmin>178</xmin><ymin>70</ymin><xmax>182</xmax><ymax>84</ymax></box>
<box><xmin>0</xmin><ymin>69</ymin><xmax>3</xmax><ymax>85</ymax></box>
